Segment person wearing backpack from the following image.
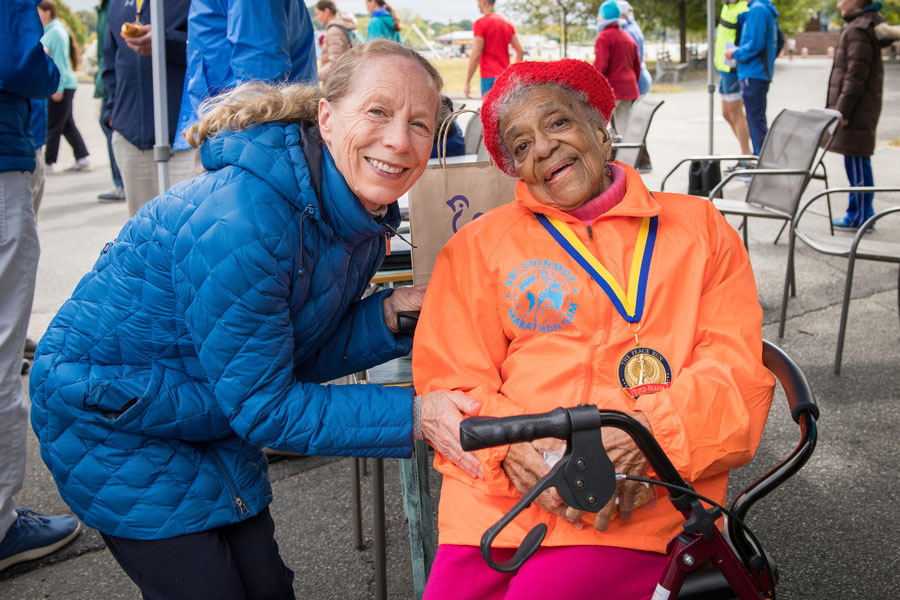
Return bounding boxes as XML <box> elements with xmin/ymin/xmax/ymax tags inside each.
<box><xmin>316</xmin><ymin>0</ymin><xmax>359</xmax><ymax>84</ymax></box>
<box><xmin>724</xmin><ymin>0</ymin><xmax>780</xmax><ymax>155</ymax></box>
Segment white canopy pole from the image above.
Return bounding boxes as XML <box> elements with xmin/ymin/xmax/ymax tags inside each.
<box><xmin>707</xmin><ymin>0</ymin><xmax>715</xmax><ymax>154</ymax></box>
<box><xmin>150</xmin><ymin>0</ymin><xmax>171</xmax><ymax>195</ymax></box>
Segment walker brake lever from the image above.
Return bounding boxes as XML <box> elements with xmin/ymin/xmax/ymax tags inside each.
<box><xmin>480</xmin><ymin>405</ymin><xmax>616</xmax><ymax>572</ymax></box>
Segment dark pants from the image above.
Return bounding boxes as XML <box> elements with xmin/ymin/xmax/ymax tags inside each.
<box><xmin>100</xmin><ymin>98</ymin><xmax>123</xmax><ymax>187</ymax></box>
<box><xmin>45</xmin><ymin>88</ymin><xmax>89</xmax><ymax>165</ymax></box>
<box><xmin>740</xmin><ymin>78</ymin><xmax>769</xmax><ymax>155</ymax></box>
<box><xmin>842</xmin><ymin>155</ymin><xmax>874</xmax><ymax>225</ymax></box>
<box><xmin>102</xmin><ymin>507</ymin><xmax>295</xmax><ymax>600</ymax></box>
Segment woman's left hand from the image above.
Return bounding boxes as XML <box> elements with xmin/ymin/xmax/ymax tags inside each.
<box><xmin>383</xmin><ymin>284</ymin><xmax>426</xmax><ymax>333</ymax></box>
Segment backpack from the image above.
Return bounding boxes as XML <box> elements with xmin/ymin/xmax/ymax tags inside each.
<box><xmin>336</xmin><ymin>25</ymin><xmax>362</xmax><ymax>48</ymax></box>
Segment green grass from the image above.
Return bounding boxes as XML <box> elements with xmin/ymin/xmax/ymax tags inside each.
<box><xmin>433</xmin><ymin>58</ymin><xmax>474</xmax><ymax>97</ymax></box>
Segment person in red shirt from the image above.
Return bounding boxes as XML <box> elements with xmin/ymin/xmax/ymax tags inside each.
<box><xmin>464</xmin><ymin>0</ymin><xmax>524</xmax><ymax>98</ymax></box>
<box><xmin>594</xmin><ymin>0</ymin><xmax>641</xmax><ymax>134</ymax></box>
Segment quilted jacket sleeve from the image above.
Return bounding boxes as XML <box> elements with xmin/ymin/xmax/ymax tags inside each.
<box><xmin>173</xmin><ymin>194</ymin><xmax>414</xmax><ymax>458</ymax></box>
<box><xmin>412</xmin><ymin>230</ymin><xmax>524</xmax><ymax>497</ymax></box>
<box><xmin>633</xmin><ymin>203</ymin><xmax>775</xmax><ymax>482</ymax></box>
<box><xmin>293</xmin><ymin>288</ymin><xmax>413</xmax><ymax>383</ymax></box>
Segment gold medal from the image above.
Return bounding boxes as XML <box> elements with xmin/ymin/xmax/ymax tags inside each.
<box><xmin>618</xmin><ymin>347</ymin><xmax>672</xmax><ymax>399</ymax></box>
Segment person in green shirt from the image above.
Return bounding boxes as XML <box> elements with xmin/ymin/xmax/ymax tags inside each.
<box><xmin>38</xmin><ymin>0</ymin><xmax>89</xmax><ymax>172</ymax></box>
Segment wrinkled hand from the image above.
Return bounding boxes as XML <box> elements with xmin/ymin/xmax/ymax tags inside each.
<box><xmin>125</xmin><ymin>25</ymin><xmax>153</xmax><ymax>56</ymax></box>
<box><xmin>420</xmin><ymin>390</ymin><xmax>483</xmax><ymax>480</ymax></box>
<box><xmin>502</xmin><ymin>438</ymin><xmax>585</xmax><ymax>528</ymax></box>
<box><xmin>383</xmin><ymin>284</ymin><xmax>426</xmax><ymax>333</ymax></box>
<box><xmin>590</xmin><ymin>412</ymin><xmax>651</xmax><ymax>531</ymax></box>
<box><xmin>50</xmin><ymin>91</ymin><xmax>63</xmax><ymax>102</ymax></box>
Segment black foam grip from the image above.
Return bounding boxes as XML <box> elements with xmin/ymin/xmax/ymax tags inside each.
<box><xmin>460</xmin><ymin>408</ymin><xmax>570</xmax><ymax>452</ymax></box>
<box><xmin>396</xmin><ymin>311</ymin><xmax>420</xmax><ymax>335</ymax></box>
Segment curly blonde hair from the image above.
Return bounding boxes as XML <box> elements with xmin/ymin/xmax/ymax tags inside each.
<box><xmin>184</xmin><ymin>40</ymin><xmax>443</xmax><ymax>149</ymax></box>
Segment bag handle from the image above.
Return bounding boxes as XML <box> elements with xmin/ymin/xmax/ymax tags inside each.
<box><xmin>436</xmin><ymin>108</ymin><xmax>481</xmax><ymax>168</ymax></box>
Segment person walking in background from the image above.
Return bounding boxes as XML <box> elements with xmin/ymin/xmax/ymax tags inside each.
<box><xmin>715</xmin><ymin>0</ymin><xmax>753</xmax><ymax>168</ymax></box>
<box><xmin>826</xmin><ymin>0</ymin><xmax>895</xmax><ymax>230</ymax></box>
<box><xmin>94</xmin><ymin>0</ymin><xmax>125</xmax><ymax>204</ymax></box>
<box><xmin>464</xmin><ymin>0</ymin><xmax>524</xmax><ymax>98</ymax></box>
<box><xmin>38</xmin><ymin>0</ymin><xmax>90</xmax><ymax>174</ymax></box>
<box><xmin>365</xmin><ymin>0</ymin><xmax>402</xmax><ymax>42</ymax></box>
<box><xmin>594</xmin><ymin>0</ymin><xmax>641</xmax><ymax>135</ymax></box>
<box><xmin>104</xmin><ymin>0</ymin><xmax>194</xmax><ymax>217</ymax></box>
<box><xmin>316</xmin><ymin>0</ymin><xmax>359</xmax><ymax>84</ymax></box>
<box><xmin>173</xmin><ymin>0</ymin><xmax>317</xmax><ymax>156</ymax></box>
<box><xmin>724</xmin><ymin>0</ymin><xmax>779</xmax><ymax>155</ymax></box>
<box><xmin>617</xmin><ymin>1</ymin><xmax>651</xmax><ymax>97</ymax></box>
<box><xmin>0</xmin><ymin>0</ymin><xmax>81</xmax><ymax>574</ymax></box>
<box><xmin>617</xmin><ymin>0</ymin><xmax>653</xmax><ymax>170</ymax></box>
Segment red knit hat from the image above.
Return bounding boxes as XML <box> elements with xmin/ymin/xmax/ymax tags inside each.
<box><xmin>480</xmin><ymin>59</ymin><xmax>616</xmax><ymax>176</ymax></box>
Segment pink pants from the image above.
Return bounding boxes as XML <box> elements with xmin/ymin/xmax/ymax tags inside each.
<box><xmin>423</xmin><ymin>544</ymin><xmax>668</xmax><ymax>600</ymax></box>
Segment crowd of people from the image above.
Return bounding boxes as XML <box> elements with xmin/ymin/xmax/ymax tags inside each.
<box><xmin>0</xmin><ymin>0</ymin><xmax>894</xmax><ymax>597</ymax></box>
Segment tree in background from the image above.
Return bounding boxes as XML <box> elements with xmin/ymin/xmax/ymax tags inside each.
<box><xmin>54</xmin><ymin>0</ymin><xmax>88</xmax><ymax>50</ymax></box>
<box><xmin>506</xmin><ymin>0</ymin><xmax>594</xmax><ymax>57</ymax></box>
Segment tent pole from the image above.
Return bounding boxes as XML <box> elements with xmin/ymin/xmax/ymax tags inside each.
<box><xmin>150</xmin><ymin>0</ymin><xmax>171</xmax><ymax>195</ymax></box>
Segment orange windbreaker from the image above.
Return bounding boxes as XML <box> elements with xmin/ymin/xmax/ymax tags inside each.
<box><xmin>412</xmin><ymin>164</ymin><xmax>775</xmax><ymax>553</ymax></box>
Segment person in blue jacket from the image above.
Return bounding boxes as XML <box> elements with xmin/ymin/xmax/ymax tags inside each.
<box><xmin>366</xmin><ymin>0</ymin><xmax>402</xmax><ymax>42</ymax></box>
<box><xmin>103</xmin><ymin>0</ymin><xmax>195</xmax><ymax>216</ymax></box>
<box><xmin>173</xmin><ymin>0</ymin><xmax>318</xmax><ymax>156</ymax></box>
<box><xmin>725</xmin><ymin>0</ymin><xmax>779</xmax><ymax>155</ymax></box>
<box><xmin>30</xmin><ymin>40</ymin><xmax>483</xmax><ymax>598</ymax></box>
<box><xmin>0</xmin><ymin>0</ymin><xmax>82</xmax><ymax>574</ymax></box>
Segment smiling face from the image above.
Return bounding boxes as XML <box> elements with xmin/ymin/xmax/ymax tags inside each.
<box><xmin>500</xmin><ymin>85</ymin><xmax>612</xmax><ymax>211</ymax></box>
<box><xmin>318</xmin><ymin>55</ymin><xmax>440</xmax><ymax>211</ymax></box>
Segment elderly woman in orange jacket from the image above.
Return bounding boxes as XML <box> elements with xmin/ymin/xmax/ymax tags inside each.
<box><xmin>412</xmin><ymin>59</ymin><xmax>775</xmax><ymax>599</ymax></box>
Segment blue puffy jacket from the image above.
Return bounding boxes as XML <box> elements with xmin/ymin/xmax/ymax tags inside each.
<box><xmin>30</xmin><ymin>122</ymin><xmax>415</xmax><ymax>539</ymax></box>
<box><xmin>732</xmin><ymin>0</ymin><xmax>779</xmax><ymax>82</ymax></box>
<box><xmin>172</xmin><ymin>0</ymin><xmax>318</xmax><ymax>151</ymax></box>
<box><xmin>0</xmin><ymin>0</ymin><xmax>59</xmax><ymax>173</ymax></box>
<box><xmin>102</xmin><ymin>0</ymin><xmax>189</xmax><ymax>149</ymax></box>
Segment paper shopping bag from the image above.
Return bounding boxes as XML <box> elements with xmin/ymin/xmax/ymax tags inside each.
<box><xmin>407</xmin><ymin>112</ymin><xmax>517</xmax><ymax>285</ymax></box>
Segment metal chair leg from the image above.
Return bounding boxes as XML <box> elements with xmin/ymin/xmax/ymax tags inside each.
<box><xmin>400</xmin><ymin>440</ymin><xmax>436</xmax><ymax>600</ymax></box>
<box><xmin>351</xmin><ymin>458</ymin><xmax>363</xmax><ymax>550</ymax></box>
<box><xmin>773</xmin><ymin>220</ymin><xmax>788</xmax><ymax>245</ymax></box>
<box><xmin>742</xmin><ymin>216</ymin><xmax>749</xmax><ymax>250</ymax></box>
<box><xmin>779</xmin><ymin>228</ymin><xmax>797</xmax><ymax>338</ymax></box>
<box><xmin>834</xmin><ymin>256</ymin><xmax>858</xmax><ymax>375</ymax></box>
<box><xmin>373</xmin><ymin>458</ymin><xmax>387</xmax><ymax>600</ymax></box>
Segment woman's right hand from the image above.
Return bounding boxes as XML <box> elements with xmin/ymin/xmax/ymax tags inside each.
<box><xmin>420</xmin><ymin>390</ymin><xmax>484</xmax><ymax>480</ymax></box>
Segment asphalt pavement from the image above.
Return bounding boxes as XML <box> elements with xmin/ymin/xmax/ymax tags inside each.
<box><xmin>1</xmin><ymin>56</ymin><xmax>898</xmax><ymax>599</ymax></box>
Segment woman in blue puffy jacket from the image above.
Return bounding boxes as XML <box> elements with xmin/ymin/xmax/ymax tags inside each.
<box><xmin>29</xmin><ymin>40</ymin><xmax>482</xmax><ymax>599</ymax></box>
<box><xmin>365</xmin><ymin>0</ymin><xmax>402</xmax><ymax>42</ymax></box>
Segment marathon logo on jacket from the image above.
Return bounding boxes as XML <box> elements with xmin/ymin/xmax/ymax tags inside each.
<box><xmin>505</xmin><ymin>259</ymin><xmax>579</xmax><ymax>332</ymax></box>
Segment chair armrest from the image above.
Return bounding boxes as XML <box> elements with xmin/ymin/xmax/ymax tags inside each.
<box><xmin>660</xmin><ymin>155</ymin><xmax>758</xmax><ymax>191</ymax></box>
<box><xmin>794</xmin><ymin>186</ymin><xmax>900</xmax><ymax>241</ymax></box>
<box><xmin>611</xmin><ymin>142</ymin><xmax>643</xmax><ymax>149</ymax></box>
<box><xmin>707</xmin><ymin>168</ymin><xmax>810</xmax><ymax>201</ymax></box>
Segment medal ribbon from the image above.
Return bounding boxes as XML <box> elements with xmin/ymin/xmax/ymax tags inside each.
<box><xmin>535</xmin><ymin>214</ymin><xmax>657</xmax><ymax>323</ymax></box>
<box><xmin>135</xmin><ymin>0</ymin><xmax>145</xmax><ymax>19</ymax></box>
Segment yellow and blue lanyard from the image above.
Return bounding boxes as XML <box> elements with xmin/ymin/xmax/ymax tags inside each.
<box><xmin>535</xmin><ymin>213</ymin><xmax>658</xmax><ymax>324</ymax></box>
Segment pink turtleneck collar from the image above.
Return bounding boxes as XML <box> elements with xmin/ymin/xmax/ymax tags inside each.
<box><xmin>564</xmin><ymin>163</ymin><xmax>627</xmax><ymax>224</ymax></box>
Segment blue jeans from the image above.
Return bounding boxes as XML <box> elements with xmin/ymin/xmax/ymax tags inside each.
<box><xmin>842</xmin><ymin>155</ymin><xmax>874</xmax><ymax>226</ymax></box>
<box><xmin>480</xmin><ymin>77</ymin><xmax>496</xmax><ymax>95</ymax></box>
<box><xmin>99</xmin><ymin>99</ymin><xmax>123</xmax><ymax>188</ymax></box>
<box><xmin>740</xmin><ymin>78</ymin><xmax>769</xmax><ymax>155</ymax></box>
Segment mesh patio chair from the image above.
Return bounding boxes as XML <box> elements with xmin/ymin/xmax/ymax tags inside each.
<box><xmin>463</xmin><ymin>112</ymin><xmax>490</xmax><ymax>160</ymax></box>
<box><xmin>779</xmin><ymin>186</ymin><xmax>900</xmax><ymax>374</ymax></box>
<box><xmin>611</xmin><ymin>97</ymin><xmax>665</xmax><ymax>171</ymax></box>
<box><xmin>660</xmin><ymin>109</ymin><xmax>840</xmax><ymax>253</ymax></box>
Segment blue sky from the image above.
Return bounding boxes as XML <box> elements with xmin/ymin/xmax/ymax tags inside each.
<box><xmin>65</xmin><ymin>0</ymin><xmax>483</xmax><ymax>23</ymax></box>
